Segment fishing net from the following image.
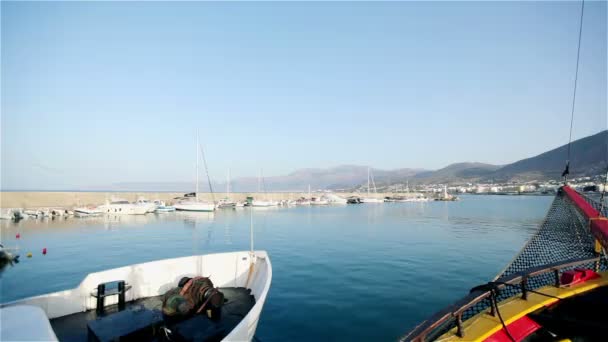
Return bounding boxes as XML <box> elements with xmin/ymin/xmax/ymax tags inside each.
<box><xmin>409</xmin><ymin>188</ymin><xmax>608</xmax><ymax>341</ymax></box>
<box><xmin>458</xmin><ymin>189</ymin><xmax>608</xmax><ymax>321</ymax></box>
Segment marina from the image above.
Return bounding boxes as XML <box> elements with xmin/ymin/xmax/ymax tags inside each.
<box><xmin>1</xmin><ymin>0</ymin><xmax>606</xmax><ymax>341</ymax></box>
<box><xmin>0</xmin><ymin>195</ymin><xmax>552</xmax><ymax>341</ymax></box>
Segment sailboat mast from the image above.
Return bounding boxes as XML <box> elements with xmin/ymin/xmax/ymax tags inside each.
<box><xmin>258</xmin><ymin>169</ymin><xmax>261</xmax><ymax>193</ymax></box>
<box><xmin>196</xmin><ymin>133</ymin><xmax>199</xmax><ymax>201</ymax></box>
<box><xmin>367</xmin><ymin>167</ymin><xmax>370</xmax><ymax>196</ymax></box>
<box><xmin>227</xmin><ymin>168</ymin><xmax>230</xmax><ymax>197</ymax></box>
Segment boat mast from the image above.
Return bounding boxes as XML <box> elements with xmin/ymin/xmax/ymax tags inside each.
<box><xmin>258</xmin><ymin>169</ymin><xmax>261</xmax><ymax>193</ymax></box>
<box><xmin>227</xmin><ymin>168</ymin><xmax>230</xmax><ymax>198</ymax></box>
<box><xmin>371</xmin><ymin>169</ymin><xmax>377</xmax><ymax>194</ymax></box>
<box><xmin>196</xmin><ymin>133</ymin><xmax>199</xmax><ymax>201</ymax></box>
<box><xmin>367</xmin><ymin>167</ymin><xmax>370</xmax><ymax>197</ymax></box>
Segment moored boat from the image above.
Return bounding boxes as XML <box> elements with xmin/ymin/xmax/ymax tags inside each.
<box><xmin>73</xmin><ymin>207</ymin><xmax>103</xmax><ymax>217</ymax></box>
<box><xmin>175</xmin><ymin>200</ymin><xmax>215</xmax><ymax>212</ymax></box>
<box><xmin>135</xmin><ymin>198</ymin><xmax>158</xmax><ymax>213</ymax></box>
<box><xmin>251</xmin><ymin>199</ymin><xmax>279</xmax><ymax>207</ymax></box>
<box><xmin>0</xmin><ymin>250</ymin><xmax>272</xmax><ymax>342</ymax></box>
<box><xmin>402</xmin><ymin>185</ymin><xmax>608</xmax><ymax>342</ymax></box>
<box><xmin>153</xmin><ymin>200</ymin><xmax>176</xmax><ymax>213</ymax></box>
<box><xmin>98</xmin><ymin>199</ymin><xmax>148</xmax><ymax>215</ymax></box>
<box><xmin>360</xmin><ymin>167</ymin><xmax>384</xmax><ymax>204</ymax></box>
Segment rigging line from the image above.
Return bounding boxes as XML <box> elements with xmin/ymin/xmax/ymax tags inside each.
<box><xmin>564</xmin><ymin>0</ymin><xmax>586</xmax><ymax>181</ymax></box>
<box><xmin>599</xmin><ymin>168</ymin><xmax>608</xmax><ymax>214</ymax></box>
<box><xmin>198</xmin><ymin>143</ymin><xmax>216</xmax><ymax>204</ymax></box>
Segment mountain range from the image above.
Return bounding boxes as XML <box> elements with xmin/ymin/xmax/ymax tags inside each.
<box><xmin>109</xmin><ymin>130</ymin><xmax>607</xmax><ymax>192</ymax></box>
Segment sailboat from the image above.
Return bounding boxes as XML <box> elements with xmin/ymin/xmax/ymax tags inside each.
<box><xmin>0</xmin><ymin>206</ymin><xmax>272</xmax><ymax>342</ymax></box>
<box><xmin>174</xmin><ymin>135</ymin><xmax>216</xmax><ymax>212</ymax></box>
<box><xmin>218</xmin><ymin>169</ymin><xmax>237</xmax><ymax>209</ymax></box>
<box><xmin>360</xmin><ymin>167</ymin><xmax>383</xmax><ymax>203</ymax></box>
<box><xmin>251</xmin><ymin>170</ymin><xmax>279</xmax><ymax>207</ymax></box>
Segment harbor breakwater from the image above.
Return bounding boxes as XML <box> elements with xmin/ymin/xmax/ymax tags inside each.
<box><xmin>0</xmin><ymin>192</ymin><xmax>394</xmax><ymax>209</ymax></box>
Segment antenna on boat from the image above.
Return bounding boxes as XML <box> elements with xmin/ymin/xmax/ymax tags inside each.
<box><xmin>562</xmin><ymin>0</ymin><xmax>586</xmax><ymax>183</ymax></box>
<box><xmin>250</xmin><ymin>206</ymin><xmax>254</xmax><ymax>254</ymax></box>
<box><xmin>196</xmin><ymin>132</ymin><xmax>199</xmax><ymax>201</ymax></box>
<box><xmin>245</xmin><ymin>206</ymin><xmax>255</xmax><ymax>287</ymax></box>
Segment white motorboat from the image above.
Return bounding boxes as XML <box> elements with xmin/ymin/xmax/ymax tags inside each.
<box><xmin>251</xmin><ymin>200</ymin><xmax>279</xmax><ymax>207</ymax></box>
<box><xmin>23</xmin><ymin>209</ymin><xmax>40</xmax><ymax>218</ymax></box>
<box><xmin>153</xmin><ymin>200</ymin><xmax>176</xmax><ymax>213</ymax></box>
<box><xmin>0</xmin><ymin>250</ymin><xmax>272</xmax><ymax>342</ymax></box>
<box><xmin>325</xmin><ymin>193</ymin><xmax>347</xmax><ymax>204</ymax></box>
<box><xmin>0</xmin><ymin>209</ymin><xmax>14</xmax><ymax>220</ymax></box>
<box><xmin>73</xmin><ymin>207</ymin><xmax>103</xmax><ymax>217</ymax></box>
<box><xmin>135</xmin><ymin>198</ymin><xmax>157</xmax><ymax>213</ymax></box>
<box><xmin>296</xmin><ymin>198</ymin><xmax>311</xmax><ymax>205</ymax></box>
<box><xmin>175</xmin><ymin>200</ymin><xmax>215</xmax><ymax>212</ymax></box>
<box><xmin>218</xmin><ymin>198</ymin><xmax>237</xmax><ymax>208</ymax></box>
<box><xmin>98</xmin><ymin>199</ymin><xmax>148</xmax><ymax>215</ymax></box>
<box><xmin>360</xmin><ymin>198</ymin><xmax>384</xmax><ymax>203</ymax></box>
<box><xmin>218</xmin><ymin>169</ymin><xmax>237</xmax><ymax>209</ymax></box>
<box><xmin>310</xmin><ymin>197</ymin><xmax>329</xmax><ymax>205</ymax></box>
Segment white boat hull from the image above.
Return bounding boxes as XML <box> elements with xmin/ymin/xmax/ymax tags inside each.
<box><xmin>251</xmin><ymin>200</ymin><xmax>279</xmax><ymax>207</ymax></box>
<box><xmin>98</xmin><ymin>204</ymin><xmax>148</xmax><ymax>215</ymax></box>
<box><xmin>0</xmin><ymin>251</ymin><xmax>272</xmax><ymax>342</ymax></box>
<box><xmin>174</xmin><ymin>202</ymin><xmax>215</xmax><ymax>212</ymax></box>
<box><xmin>360</xmin><ymin>198</ymin><xmax>384</xmax><ymax>203</ymax></box>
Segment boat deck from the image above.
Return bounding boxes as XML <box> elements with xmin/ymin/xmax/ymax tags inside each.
<box><xmin>50</xmin><ymin>287</ymin><xmax>255</xmax><ymax>342</ymax></box>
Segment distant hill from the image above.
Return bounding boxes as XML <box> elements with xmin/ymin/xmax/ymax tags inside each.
<box><xmin>409</xmin><ymin>131</ymin><xmax>607</xmax><ymax>185</ymax></box>
<box><xmin>227</xmin><ymin>165</ymin><xmax>424</xmax><ymax>192</ymax></box>
<box><xmin>488</xmin><ymin>130</ymin><xmax>607</xmax><ymax>182</ymax></box>
<box><xmin>412</xmin><ymin>162</ymin><xmax>501</xmax><ymax>184</ymax></box>
<box><xmin>101</xmin><ymin>130</ymin><xmax>607</xmax><ymax>191</ymax></box>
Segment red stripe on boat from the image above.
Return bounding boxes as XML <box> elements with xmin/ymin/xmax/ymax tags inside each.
<box><xmin>484</xmin><ymin>316</ymin><xmax>541</xmax><ymax>342</ymax></box>
<box><xmin>562</xmin><ymin>185</ymin><xmax>608</xmax><ymax>250</ymax></box>
<box><xmin>562</xmin><ymin>186</ymin><xmax>600</xmax><ymax>218</ymax></box>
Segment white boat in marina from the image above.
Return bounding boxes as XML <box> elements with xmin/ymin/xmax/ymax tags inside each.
<box><xmin>360</xmin><ymin>167</ymin><xmax>383</xmax><ymax>204</ymax></box>
<box><xmin>218</xmin><ymin>169</ymin><xmax>237</xmax><ymax>208</ymax></box>
<box><xmin>0</xmin><ymin>209</ymin><xmax>14</xmax><ymax>220</ymax></box>
<box><xmin>153</xmin><ymin>200</ymin><xmax>175</xmax><ymax>213</ymax></box>
<box><xmin>1</xmin><ymin>205</ymin><xmax>272</xmax><ymax>342</ymax></box>
<box><xmin>218</xmin><ymin>198</ymin><xmax>237</xmax><ymax>208</ymax></box>
<box><xmin>175</xmin><ymin>134</ymin><xmax>216</xmax><ymax>212</ymax></box>
<box><xmin>135</xmin><ymin>198</ymin><xmax>158</xmax><ymax>213</ymax></box>
<box><xmin>73</xmin><ymin>207</ymin><xmax>103</xmax><ymax>217</ymax></box>
<box><xmin>251</xmin><ymin>169</ymin><xmax>278</xmax><ymax>207</ymax></box>
<box><xmin>325</xmin><ymin>193</ymin><xmax>348</xmax><ymax>204</ymax></box>
<box><xmin>360</xmin><ymin>197</ymin><xmax>384</xmax><ymax>203</ymax></box>
<box><xmin>98</xmin><ymin>199</ymin><xmax>148</xmax><ymax>215</ymax></box>
<box><xmin>23</xmin><ymin>209</ymin><xmax>41</xmax><ymax>218</ymax></box>
<box><xmin>310</xmin><ymin>197</ymin><xmax>329</xmax><ymax>205</ymax></box>
<box><xmin>296</xmin><ymin>198</ymin><xmax>311</xmax><ymax>205</ymax></box>
<box><xmin>175</xmin><ymin>200</ymin><xmax>215</xmax><ymax>212</ymax></box>
<box><xmin>251</xmin><ymin>200</ymin><xmax>279</xmax><ymax>207</ymax></box>
<box><xmin>0</xmin><ymin>250</ymin><xmax>272</xmax><ymax>341</ymax></box>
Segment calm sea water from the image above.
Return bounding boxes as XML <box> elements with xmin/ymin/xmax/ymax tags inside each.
<box><xmin>0</xmin><ymin>195</ymin><xmax>552</xmax><ymax>341</ymax></box>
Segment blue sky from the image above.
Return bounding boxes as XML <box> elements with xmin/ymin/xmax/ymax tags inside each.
<box><xmin>1</xmin><ymin>1</ymin><xmax>606</xmax><ymax>190</ymax></box>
